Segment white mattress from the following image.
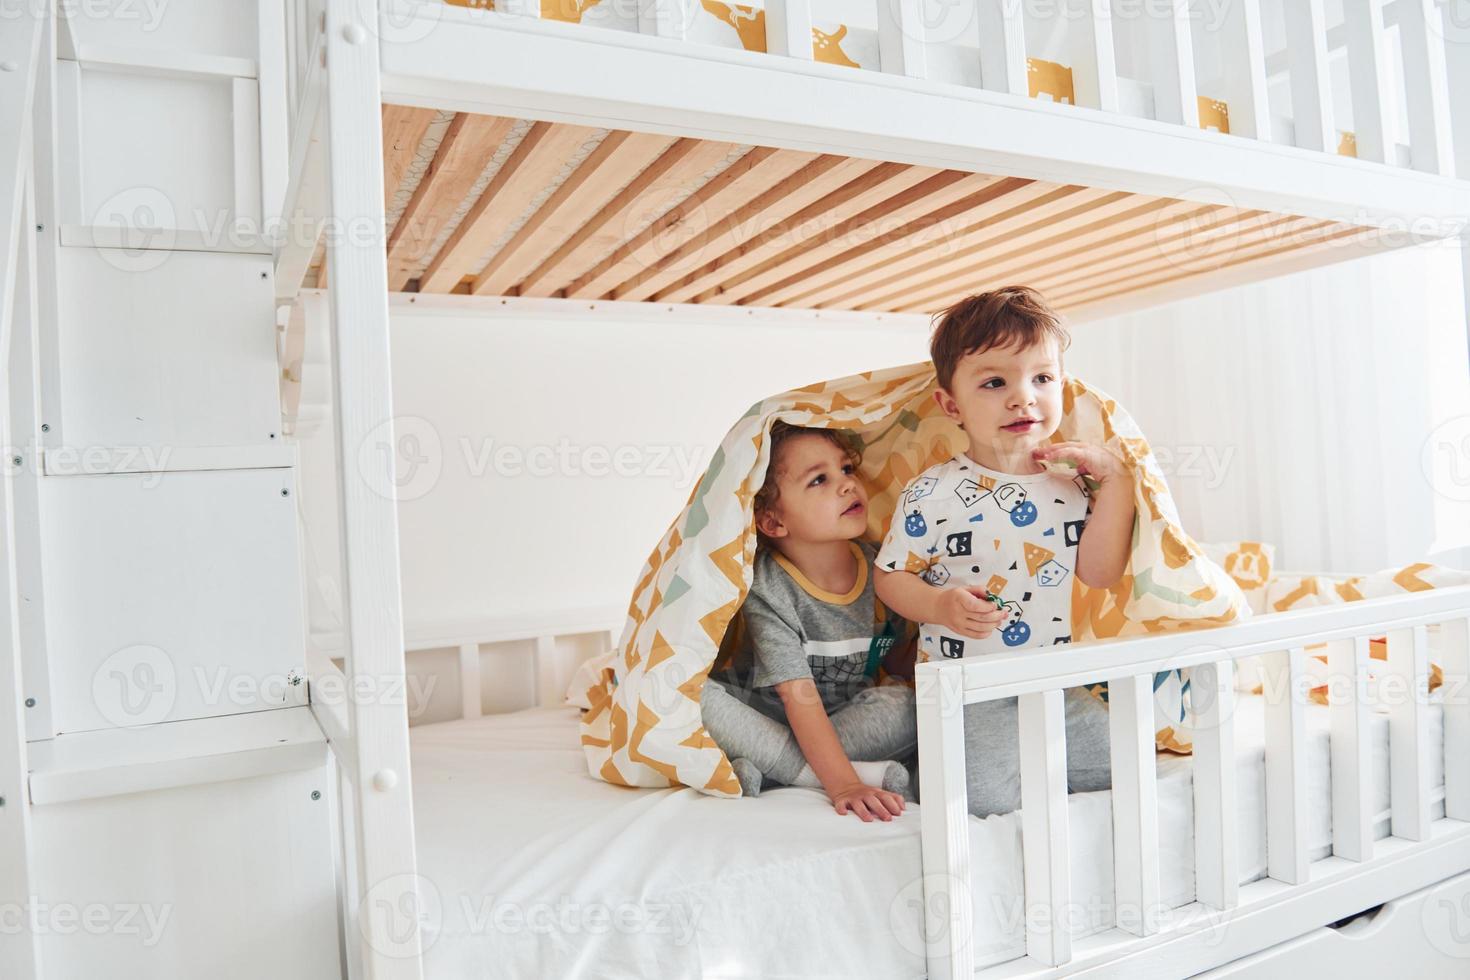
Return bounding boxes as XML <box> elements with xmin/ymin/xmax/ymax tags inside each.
<box><xmin>410</xmin><ymin>697</ymin><xmax>1445</xmax><ymax>979</ymax></box>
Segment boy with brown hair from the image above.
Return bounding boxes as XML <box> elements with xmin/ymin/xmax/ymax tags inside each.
<box><xmin>874</xmin><ymin>285</ymin><xmax>1132</xmax><ymax>816</ymax></box>
<box><xmin>700</xmin><ymin>422</ymin><xmax>917</xmax><ymax>821</ymax></box>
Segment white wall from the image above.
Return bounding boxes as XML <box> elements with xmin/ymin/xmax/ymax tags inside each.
<box><xmin>295</xmin><ymin>302</ymin><xmax>931</xmax><ymax>638</ymax></box>
<box><xmin>1069</xmin><ymin>239</ymin><xmax>1470</xmax><ymax>574</ymax></box>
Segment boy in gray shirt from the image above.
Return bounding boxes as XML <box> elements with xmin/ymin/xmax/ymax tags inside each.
<box><xmin>701</xmin><ymin>423</ymin><xmax>917</xmax><ymax>821</ymax></box>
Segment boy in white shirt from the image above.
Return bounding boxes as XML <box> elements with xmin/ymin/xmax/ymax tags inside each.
<box><xmin>874</xmin><ymin>286</ymin><xmax>1133</xmax><ymax>816</ymax></box>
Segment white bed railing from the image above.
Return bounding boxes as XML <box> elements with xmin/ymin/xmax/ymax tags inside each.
<box><xmin>916</xmin><ymin>584</ymin><xmax>1470</xmax><ymax>977</ymax></box>
<box><xmin>415</xmin><ymin>0</ymin><xmax>1465</xmax><ymax>179</ymax></box>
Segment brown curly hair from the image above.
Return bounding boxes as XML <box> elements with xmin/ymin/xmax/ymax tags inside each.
<box><xmin>929</xmin><ymin>286</ymin><xmax>1071</xmax><ymax>391</ymax></box>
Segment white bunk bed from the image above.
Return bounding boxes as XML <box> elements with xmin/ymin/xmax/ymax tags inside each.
<box><xmin>3</xmin><ymin>1</ymin><xmax>1470</xmax><ymax>978</ymax></box>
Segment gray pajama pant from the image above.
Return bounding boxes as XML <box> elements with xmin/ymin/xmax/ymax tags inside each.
<box><xmin>700</xmin><ymin>676</ymin><xmax>918</xmax><ymax>788</ymax></box>
<box><xmin>962</xmin><ymin>685</ymin><xmax>1113</xmax><ymax>818</ymax></box>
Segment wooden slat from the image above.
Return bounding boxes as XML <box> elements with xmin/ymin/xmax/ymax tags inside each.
<box><xmin>1341</xmin><ymin>0</ymin><xmax>1393</xmax><ymax>164</ymax></box>
<box><xmin>1283</xmin><ymin>0</ymin><xmax>1335</xmax><ymax>152</ymax></box>
<box><xmin>1386</xmin><ymin>625</ymin><xmax>1433</xmax><ymax>841</ymax></box>
<box><xmin>562</xmin><ymin>145</ymin><xmax>817</xmax><ymax>300</ymax></box>
<box><xmin>516</xmin><ymin>137</ymin><xmax>739</xmax><ymax>298</ymax></box>
<box><xmin>1051</xmin><ymin>220</ymin><xmax>1362</xmax><ymax>310</ymax></box>
<box><xmin>916</xmin><ymin>667</ymin><xmax>974</xmax><ymax>980</ymax></box>
<box><xmin>381</xmin><ymin>104</ymin><xmax>435</xmax><ymax>209</ymax></box>
<box><xmin>739</xmin><ymin>178</ymin><xmax>1065</xmax><ymax>309</ymax></box>
<box><xmin>788</xmin><ymin>182</ymin><xmax>1114</xmax><ymax>309</ymax></box>
<box><xmin>616</xmin><ymin>153</ymin><xmax>861</xmax><ymax>302</ymax></box>
<box><xmin>1038</xmin><ymin>212</ymin><xmax>1323</xmax><ymax>303</ymax></box>
<box><xmin>810</xmin><ymin>187</ymin><xmax>1140</xmax><ymax>311</ymax></box>
<box><xmin>1395</xmin><ymin>0</ymin><xmax>1456</xmax><ymax>175</ymax></box>
<box><xmin>420</xmin><ymin>120</ymin><xmax>599</xmax><ymax>294</ymax></box>
<box><xmin>1006</xmin><ymin>207</ymin><xmax>1279</xmax><ymax>302</ymax></box>
<box><xmin>1443</xmin><ymin>617</ymin><xmax>1470</xmax><ymax>821</ymax></box>
<box><xmin>1108</xmin><ymin>673</ymin><xmax>1161</xmax><ymax>937</ymax></box>
<box><xmin>976</xmin><ymin>0</ymin><xmax>1027</xmax><ymax>96</ymax></box>
<box><xmin>877</xmin><ymin>0</ymin><xmax>927</xmax><ymax>79</ymax></box>
<box><xmin>652</xmin><ymin>159</ymin><xmax>934</xmax><ymax>304</ymax></box>
<box><xmin>1019</xmin><ymin>689</ymin><xmax>1071</xmax><ymax>967</ymax></box>
<box><xmin>384</xmin><ymin>114</ymin><xmax>1393</xmax><ymax>312</ymax></box>
<box><xmin>1329</xmin><ymin>636</ymin><xmax>1375</xmax><ymax>861</ymax></box>
<box><xmin>1264</xmin><ymin>646</ymin><xmax>1310</xmax><ymax>885</ymax></box>
<box><xmin>471</xmin><ymin>129</ymin><xmax>676</xmax><ymax>297</ymax></box>
<box><xmin>1192</xmin><ymin>660</ymin><xmax>1239</xmax><ymax>910</ymax></box>
<box><xmin>1060</xmin><ymin>223</ymin><xmax>1378</xmax><ymax>315</ymax></box>
<box><xmin>883</xmin><ymin>197</ymin><xmax>1199</xmax><ymax>313</ymax></box>
<box><xmin>385</xmin><ymin>112</ymin><xmax>514</xmax><ymax>290</ymax></box>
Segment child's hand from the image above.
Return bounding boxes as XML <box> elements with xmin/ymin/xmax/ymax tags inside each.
<box><xmin>829</xmin><ymin>782</ymin><xmax>906</xmax><ymax>822</ymax></box>
<box><xmin>935</xmin><ymin>586</ymin><xmax>1007</xmax><ymax>639</ymax></box>
<box><xmin>1033</xmin><ymin>442</ymin><xmax>1131</xmax><ymax>489</ymax></box>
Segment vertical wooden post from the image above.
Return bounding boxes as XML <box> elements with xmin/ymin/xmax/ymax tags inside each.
<box><xmin>1191</xmin><ymin>660</ymin><xmax>1239</xmax><ymax>909</ymax></box>
<box><xmin>1341</xmin><ymin>0</ymin><xmax>1393</xmax><ymax>164</ymax></box>
<box><xmin>1328</xmin><ymin>636</ymin><xmax>1375</xmax><ymax>860</ymax></box>
<box><xmin>976</xmin><ymin>0</ymin><xmax>1026</xmax><ymax>96</ymax></box>
<box><xmin>1108</xmin><ymin>673</ymin><xmax>1160</xmax><ymax>936</ymax></box>
<box><xmin>1264</xmin><ymin>646</ymin><xmax>1310</xmax><ymax>884</ymax></box>
<box><xmin>1019</xmin><ymin>688</ymin><xmax>1071</xmax><ymax>966</ymax></box>
<box><xmin>915</xmin><ymin>663</ymin><xmax>974</xmax><ymax>980</ymax></box>
<box><xmin>1395</xmin><ymin>0</ymin><xmax>1456</xmax><ymax>175</ymax></box>
<box><xmin>322</xmin><ymin>1</ymin><xmax>424</xmax><ymax>976</ymax></box>
<box><xmin>0</xmin><ymin>13</ymin><xmax>44</xmax><ymax>980</ymax></box>
<box><xmin>1142</xmin><ymin>0</ymin><xmax>1199</xmax><ymax>127</ymax></box>
<box><xmin>1443</xmin><ymin>618</ymin><xmax>1470</xmax><ymax>822</ymax></box>
<box><xmin>764</xmin><ymin>0</ymin><xmax>813</xmax><ymax>61</ymax></box>
<box><xmin>1386</xmin><ymin>625</ymin><xmax>1432</xmax><ymax>841</ymax></box>
<box><xmin>638</xmin><ymin>0</ymin><xmax>686</xmax><ymax>40</ymax></box>
<box><xmin>258</xmin><ymin>0</ymin><xmax>292</xmax><ymax>232</ymax></box>
<box><xmin>534</xmin><ymin>634</ymin><xmax>557</xmax><ymax>708</ymax></box>
<box><xmin>1283</xmin><ymin>0</ymin><xmax>1335</xmax><ymax>152</ymax></box>
<box><xmin>1214</xmin><ymin>0</ymin><xmax>1272</xmax><ymax>140</ymax></box>
<box><xmin>1073</xmin><ymin>0</ymin><xmax>1119</xmax><ymax>112</ymax></box>
<box><xmin>458</xmin><ymin>642</ymin><xmax>482</xmax><ymax>720</ymax></box>
<box><xmin>877</xmin><ymin>0</ymin><xmax>928</xmax><ymax>79</ymax></box>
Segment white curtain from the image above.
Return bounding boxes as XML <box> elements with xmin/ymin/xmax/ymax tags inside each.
<box><xmin>1069</xmin><ymin>239</ymin><xmax>1470</xmax><ymax>574</ymax></box>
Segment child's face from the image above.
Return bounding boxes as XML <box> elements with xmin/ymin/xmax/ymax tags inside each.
<box><xmin>756</xmin><ymin>434</ymin><xmax>868</xmax><ymax>544</ymax></box>
<box><xmin>935</xmin><ymin>338</ymin><xmax>1065</xmax><ymax>469</ymax></box>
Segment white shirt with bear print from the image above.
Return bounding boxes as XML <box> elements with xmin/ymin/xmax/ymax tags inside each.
<box><xmin>875</xmin><ymin>451</ymin><xmax>1092</xmax><ymax>662</ymax></box>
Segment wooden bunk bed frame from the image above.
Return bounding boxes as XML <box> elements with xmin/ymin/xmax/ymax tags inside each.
<box><xmin>3</xmin><ymin>1</ymin><xmax>1470</xmax><ymax>978</ymax></box>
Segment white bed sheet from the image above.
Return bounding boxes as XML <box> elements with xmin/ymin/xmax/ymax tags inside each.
<box><xmin>410</xmin><ymin>696</ymin><xmax>1444</xmax><ymax>979</ymax></box>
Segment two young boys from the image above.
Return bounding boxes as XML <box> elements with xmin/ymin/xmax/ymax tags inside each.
<box><xmin>702</xmin><ymin>286</ymin><xmax>1134</xmax><ymax>819</ymax></box>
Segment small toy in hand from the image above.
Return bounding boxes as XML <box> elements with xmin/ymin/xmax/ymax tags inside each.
<box><xmin>1038</xmin><ymin>452</ymin><xmax>1103</xmax><ymax>492</ymax></box>
<box><xmin>983</xmin><ymin>590</ymin><xmax>1005</xmax><ymax>611</ymax></box>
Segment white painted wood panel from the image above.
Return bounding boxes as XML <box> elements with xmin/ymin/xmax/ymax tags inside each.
<box><xmin>40</xmin><ymin>467</ymin><xmax>305</xmax><ymax>735</ymax></box>
<box><xmin>30</xmin><ymin>767</ymin><xmax>339</xmax><ymax>979</ymax></box>
<box><xmin>52</xmin><ymin>248</ymin><xmax>280</xmax><ymax>454</ymax></box>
